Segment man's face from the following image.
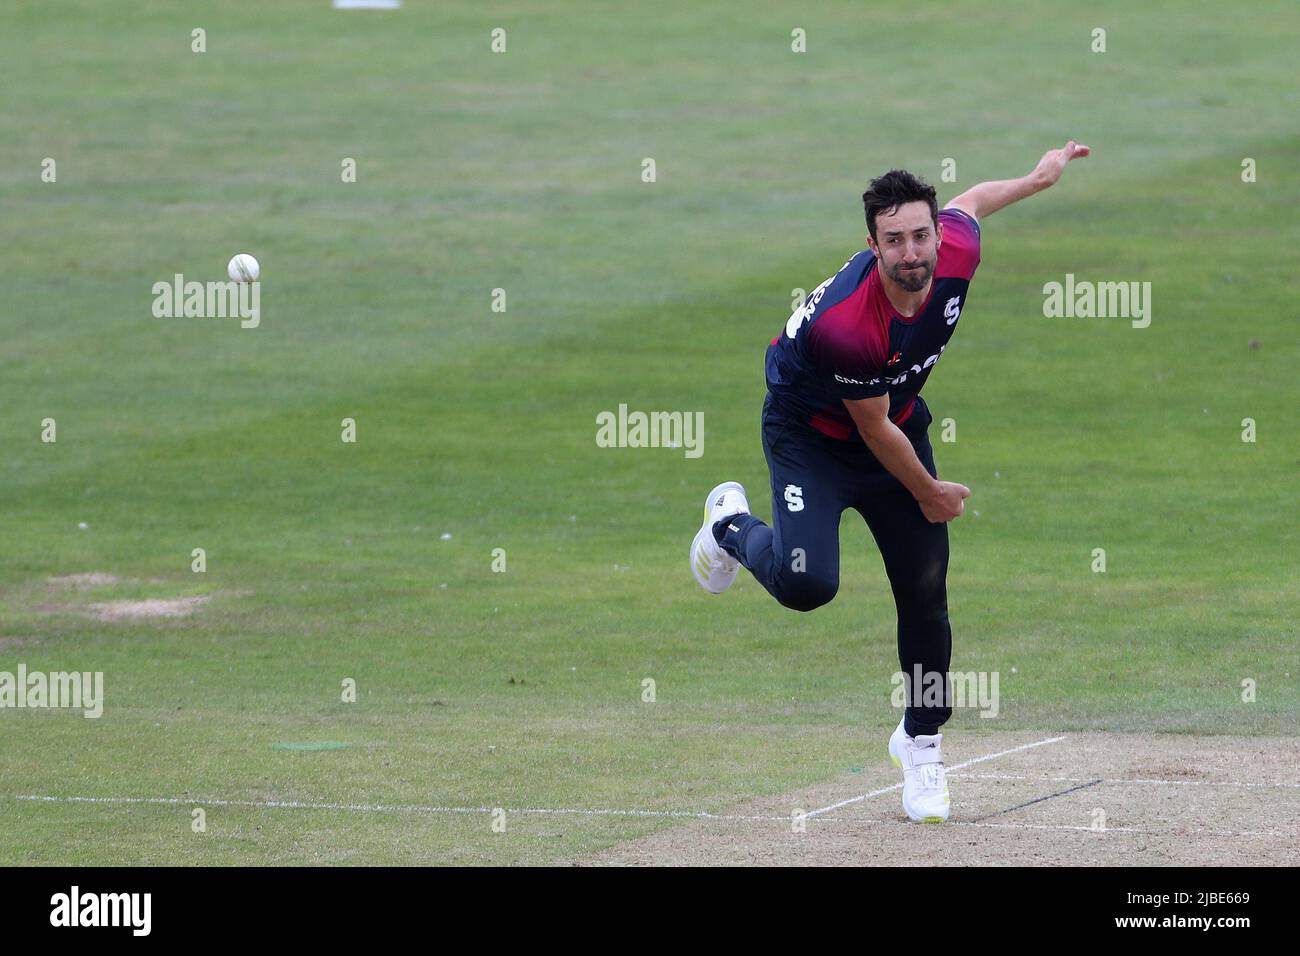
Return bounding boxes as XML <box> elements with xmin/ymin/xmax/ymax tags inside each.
<box><xmin>870</xmin><ymin>201</ymin><xmax>941</xmax><ymax>293</ymax></box>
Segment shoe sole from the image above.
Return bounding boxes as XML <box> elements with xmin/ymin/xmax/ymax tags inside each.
<box><xmin>691</xmin><ymin>523</ymin><xmax>735</xmax><ymax>592</ymax></box>
<box><xmin>690</xmin><ymin>482</ymin><xmax>746</xmax><ymax>593</ymax></box>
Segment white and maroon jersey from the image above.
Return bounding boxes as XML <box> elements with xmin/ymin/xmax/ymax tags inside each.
<box><xmin>765</xmin><ymin>207</ymin><xmax>981</xmax><ymax>441</ymax></box>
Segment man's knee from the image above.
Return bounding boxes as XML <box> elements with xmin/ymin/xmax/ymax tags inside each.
<box><xmin>891</xmin><ymin>557</ymin><xmax>949</xmax><ymax>622</ymax></box>
<box><xmin>898</xmin><ymin>600</ymin><xmax>949</xmax><ymax>631</ymax></box>
<box><xmin>775</xmin><ymin>572</ymin><xmax>838</xmax><ymax>612</ymax></box>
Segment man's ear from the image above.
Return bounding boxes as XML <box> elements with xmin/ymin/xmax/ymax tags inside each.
<box><xmin>935</xmin><ymin>219</ymin><xmax>944</xmax><ymax>249</ymax></box>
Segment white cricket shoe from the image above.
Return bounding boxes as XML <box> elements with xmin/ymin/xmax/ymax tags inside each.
<box><xmin>690</xmin><ymin>481</ymin><xmax>750</xmax><ymax>593</ymax></box>
<box><xmin>888</xmin><ymin>716</ymin><xmax>951</xmax><ymax>823</ymax></box>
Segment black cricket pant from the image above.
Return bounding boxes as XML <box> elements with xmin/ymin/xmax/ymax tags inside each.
<box><xmin>715</xmin><ymin>393</ymin><xmax>953</xmax><ymax>736</ymax></box>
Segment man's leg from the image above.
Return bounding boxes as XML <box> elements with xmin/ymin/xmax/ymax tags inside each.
<box><xmin>714</xmin><ymin>410</ymin><xmax>854</xmax><ymax>613</ymax></box>
<box><xmin>855</xmin><ymin>430</ymin><xmax>953</xmax><ymax>736</ymax></box>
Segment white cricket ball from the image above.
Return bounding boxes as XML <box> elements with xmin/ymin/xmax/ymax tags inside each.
<box><xmin>227</xmin><ymin>253</ymin><xmax>260</xmax><ymax>283</ymax></box>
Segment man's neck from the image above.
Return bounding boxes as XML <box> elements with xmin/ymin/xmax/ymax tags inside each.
<box><xmin>880</xmin><ymin>273</ymin><xmax>932</xmax><ymax>318</ymax></box>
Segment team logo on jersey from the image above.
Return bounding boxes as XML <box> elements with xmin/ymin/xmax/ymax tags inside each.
<box><xmin>886</xmin><ymin>344</ymin><xmax>948</xmax><ymax>385</ymax></box>
<box><xmin>944</xmin><ymin>296</ymin><xmax>963</xmax><ymax>326</ymax></box>
<box><xmin>886</xmin><ymin>350</ymin><xmax>902</xmax><ymax>367</ymax></box>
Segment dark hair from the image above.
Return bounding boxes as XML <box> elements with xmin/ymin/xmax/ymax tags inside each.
<box><xmin>861</xmin><ymin>169</ymin><xmax>938</xmax><ymax>243</ymax></box>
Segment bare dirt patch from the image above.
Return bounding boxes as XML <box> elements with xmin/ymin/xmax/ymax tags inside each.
<box><xmin>83</xmin><ymin>596</ymin><xmax>211</xmax><ymax>622</ymax></box>
<box><xmin>574</xmin><ymin>731</ymin><xmax>1300</xmax><ymax>866</ymax></box>
<box><xmin>28</xmin><ymin>572</ymin><xmax>233</xmax><ymax>622</ymax></box>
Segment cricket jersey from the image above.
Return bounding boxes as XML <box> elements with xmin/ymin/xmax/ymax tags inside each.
<box><xmin>764</xmin><ymin>207</ymin><xmax>981</xmax><ymax>441</ymax></box>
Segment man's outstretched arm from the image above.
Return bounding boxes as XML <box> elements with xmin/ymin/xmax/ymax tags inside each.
<box><xmin>945</xmin><ymin>140</ymin><xmax>1090</xmax><ymax>222</ymax></box>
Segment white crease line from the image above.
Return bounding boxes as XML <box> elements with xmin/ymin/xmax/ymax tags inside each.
<box><xmin>804</xmin><ymin>734</ymin><xmax>1068</xmax><ymax>819</ymax></box>
<box><xmin>8</xmin><ymin>793</ymin><xmax>1288</xmax><ymax>839</ymax></box>
<box><xmin>832</xmin><ymin>816</ymin><xmax>1286</xmax><ymax>838</ymax></box>
<box><xmin>948</xmin><ymin>820</ymin><xmax>1285</xmax><ymax>837</ymax></box>
<box><xmin>9</xmin><ymin>795</ymin><xmax>784</xmax><ymax>823</ymax></box>
<box><xmin>10</xmin><ymin>790</ymin><xmax>1289</xmax><ymax>837</ymax></box>
<box><xmin>951</xmin><ymin>772</ymin><xmax>1300</xmax><ymax>790</ymax></box>
<box><xmin>799</xmin><ymin>783</ymin><xmax>901</xmax><ymax>819</ymax></box>
<box><xmin>950</xmin><ymin>820</ymin><xmax>1284</xmax><ymax>837</ymax></box>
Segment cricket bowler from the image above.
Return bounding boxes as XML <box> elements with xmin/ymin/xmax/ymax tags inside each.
<box><xmin>690</xmin><ymin>141</ymin><xmax>1090</xmax><ymax>822</ymax></box>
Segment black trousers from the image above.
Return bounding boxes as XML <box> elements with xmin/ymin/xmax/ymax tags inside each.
<box><xmin>717</xmin><ymin>393</ymin><xmax>953</xmax><ymax>736</ymax></box>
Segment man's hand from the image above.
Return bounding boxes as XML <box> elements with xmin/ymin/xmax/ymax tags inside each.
<box><xmin>946</xmin><ymin>139</ymin><xmax>1090</xmax><ymax>220</ymax></box>
<box><xmin>917</xmin><ymin>480</ymin><xmax>971</xmax><ymax>524</ymax></box>
<box><xmin>843</xmin><ymin>395</ymin><xmax>972</xmax><ymax>523</ymax></box>
<box><xmin>1030</xmin><ymin>139</ymin><xmax>1090</xmax><ymax>189</ymax></box>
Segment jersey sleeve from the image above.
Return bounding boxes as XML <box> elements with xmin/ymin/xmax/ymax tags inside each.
<box><xmin>937</xmin><ymin>207</ymin><xmax>981</xmax><ymax>279</ymax></box>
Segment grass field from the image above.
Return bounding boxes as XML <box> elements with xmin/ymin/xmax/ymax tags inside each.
<box><xmin>1</xmin><ymin>1</ymin><xmax>1297</xmax><ymax>865</ymax></box>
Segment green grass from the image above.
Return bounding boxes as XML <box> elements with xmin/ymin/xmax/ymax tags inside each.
<box><xmin>0</xmin><ymin>0</ymin><xmax>1297</xmax><ymax>864</ymax></box>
